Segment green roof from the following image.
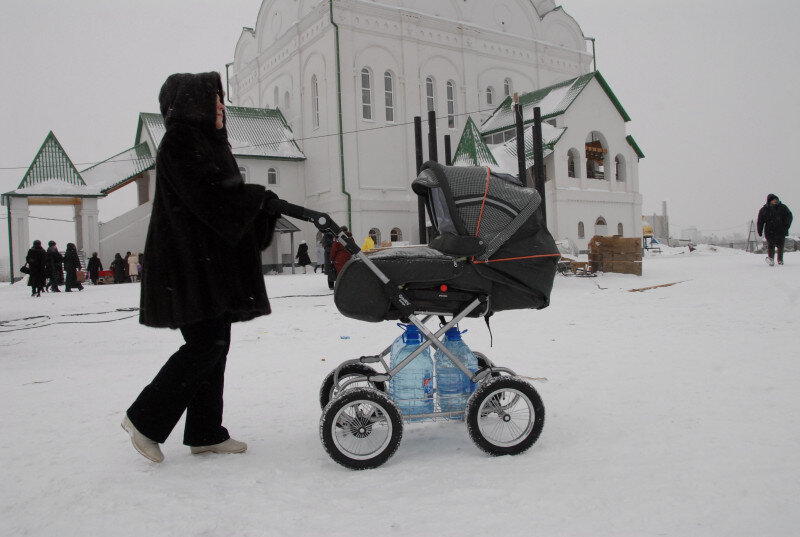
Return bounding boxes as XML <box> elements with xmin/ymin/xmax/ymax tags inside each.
<box><xmin>136</xmin><ymin>106</ymin><xmax>306</xmax><ymax>161</ymax></box>
<box><xmin>17</xmin><ymin>131</ymin><xmax>85</xmax><ymax>190</ymax></box>
<box><xmin>80</xmin><ymin>142</ymin><xmax>155</xmax><ymax>194</ymax></box>
<box><xmin>480</xmin><ymin>71</ymin><xmax>631</xmax><ymax>136</ymax></box>
<box><xmin>626</xmin><ymin>135</ymin><xmax>645</xmax><ymax>159</ymax></box>
<box><xmin>452</xmin><ymin>117</ymin><xmax>498</xmax><ymax>167</ymax></box>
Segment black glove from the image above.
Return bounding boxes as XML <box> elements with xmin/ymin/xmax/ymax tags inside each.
<box><xmin>262</xmin><ymin>190</ymin><xmax>280</xmax><ymax>215</ymax></box>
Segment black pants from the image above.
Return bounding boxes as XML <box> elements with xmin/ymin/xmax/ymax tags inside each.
<box><xmin>127</xmin><ymin>317</ymin><xmax>232</xmax><ymax>446</ymax></box>
<box><xmin>767</xmin><ymin>236</ymin><xmax>785</xmax><ymax>263</ymax></box>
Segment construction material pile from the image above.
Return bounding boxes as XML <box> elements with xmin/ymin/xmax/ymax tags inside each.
<box><xmin>588</xmin><ymin>236</ymin><xmax>643</xmax><ymax>275</ymax></box>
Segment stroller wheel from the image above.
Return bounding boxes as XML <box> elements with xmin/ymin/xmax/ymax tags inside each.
<box><xmin>319</xmin><ymin>363</ymin><xmax>387</xmax><ymax>409</ymax></box>
<box><xmin>320</xmin><ymin>388</ymin><xmax>403</xmax><ymax>470</ymax></box>
<box><xmin>466</xmin><ymin>376</ymin><xmax>544</xmax><ymax>456</ymax></box>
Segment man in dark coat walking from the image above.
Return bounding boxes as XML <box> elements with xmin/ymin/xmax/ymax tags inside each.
<box><xmin>122</xmin><ymin>71</ymin><xmax>279</xmax><ymax>464</ymax></box>
<box><xmin>87</xmin><ymin>252</ymin><xmax>102</xmax><ymax>285</ymax></box>
<box><xmin>757</xmin><ymin>194</ymin><xmax>793</xmax><ymax>266</ymax></box>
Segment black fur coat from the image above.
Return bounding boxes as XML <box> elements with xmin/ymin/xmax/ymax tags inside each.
<box><xmin>139</xmin><ymin>72</ymin><xmax>277</xmax><ymax>329</ymax></box>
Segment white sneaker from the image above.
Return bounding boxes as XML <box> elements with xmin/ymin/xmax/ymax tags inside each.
<box><xmin>190</xmin><ymin>438</ymin><xmax>248</xmax><ymax>455</ymax></box>
<box><xmin>121</xmin><ymin>415</ymin><xmax>164</xmax><ymax>463</ymax></box>
<box><xmin>765</xmin><ymin>257</ymin><xmax>775</xmax><ymax>266</ymax></box>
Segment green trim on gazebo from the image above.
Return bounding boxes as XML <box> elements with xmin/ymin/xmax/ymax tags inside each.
<box><xmin>453</xmin><ymin>116</ymin><xmax>498</xmax><ymax>167</ymax></box>
<box><xmin>18</xmin><ymin>131</ymin><xmax>85</xmax><ymax>189</ymax></box>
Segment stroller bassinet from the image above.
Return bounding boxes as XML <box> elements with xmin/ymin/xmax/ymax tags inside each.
<box><xmin>334</xmin><ymin>162</ymin><xmax>559</xmax><ymax>322</ymax></box>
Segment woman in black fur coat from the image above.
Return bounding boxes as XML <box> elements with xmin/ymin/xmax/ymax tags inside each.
<box><xmin>63</xmin><ymin>243</ymin><xmax>83</xmax><ymax>291</ymax></box>
<box><xmin>122</xmin><ymin>71</ymin><xmax>279</xmax><ymax>463</ymax></box>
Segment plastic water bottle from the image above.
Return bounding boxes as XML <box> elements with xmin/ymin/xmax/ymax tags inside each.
<box><xmin>434</xmin><ymin>326</ymin><xmax>478</xmax><ymax>414</ymax></box>
<box><xmin>388</xmin><ymin>324</ymin><xmax>434</xmax><ymax>416</ymax></box>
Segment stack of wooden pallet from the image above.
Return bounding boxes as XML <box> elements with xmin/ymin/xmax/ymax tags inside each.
<box><xmin>588</xmin><ymin>236</ymin><xmax>643</xmax><ymax>275</ymax></box>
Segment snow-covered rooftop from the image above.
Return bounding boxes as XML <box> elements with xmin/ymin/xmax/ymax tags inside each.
<box><xmin>138</xmin><ymin>106</ymin><xmax>306</xmax><ymax>161</ymax></box>
<box><xmin>80</xmin><ymin>143</ymin><xmax>155</xmax><ymax>194</ymax></box>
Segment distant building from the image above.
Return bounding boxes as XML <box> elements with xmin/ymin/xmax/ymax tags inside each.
<box><xmin>682</xmin><ymin>226</ymin><xmax>700</xmax><ymax>243</ymax></box>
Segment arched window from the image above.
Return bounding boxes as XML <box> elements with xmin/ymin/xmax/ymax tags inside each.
<box><xmin>311</xmin><ymin>75</ymin><xmax>320</xmax><ymax>129</ymax></box>
<box><xmin>617</xmin><ymin>223</ymin><xmax>624</xmax><ymax>236</ymax></box>
<box><xmin>384</xmin><ymin>71</ymin><xmax>394</xmax><ymax>123</ymax></box>
<box><xmin>390</xmin><ymin>227</ymin><xmax>403</xmax><ymax>242</ymax></box>
<box><xmin>567</xmin><ymin>148</ymin><xmax>580</xmax><ymax>178</ymax></box>
<box><xmin>361</xmin><ymin>67</ymin><xmax>373</xmax><ymax>120</ymax></box>
<box><xmin>369</xmin><ymin>227</ymin><xmax>381</xmax><ymax>245</ymax></box>
<box><xmin>486</xmin><ymin>86</ymin><xmax>495</xmax><ymax>106</ymax></box>
<box><xmin>504</xmin><ymin>78</ymin><xmax>512</xmax><ymax>98</ymax></box>
<box><xmin>615</xmin><ymin>155</ymin><xmax>626</xmax><ymax>182</ymax></box>
<box><xmin>273</xmin><ymin>86</ymin><xmax>279</xmax><ymax>109</ymax></box>
<box><xmin>586</xmin><ymin>159</ymin><xmax>597</xmax><ymax>179</ymax></box>
<box><xmin>284</xmin><ymin>91</ymin><xmax>290</xmax><ymax>113</ymax></box>
<box><xmin>595</xmin><ymin>217</ymin><xmax>608</xmax><ymax>236</ymax></box>
<box><xmin>267</xmin><ymin>168</ymin><xmax>278</xmax><ymax>186</ymax></box>
<box><xmin>238</xmin><ymin>166</ymin><xmax>247</xmax><ymax>183</ymax></box>
<box><xmin>446</xmin><ymin>81</ymin><xmax>456</xmax><ymax>129</ymax></box>
<box><xmin>426</xmin><ymin>76</ymin><xmax>435</xmax><ymax>112</ymax></box>
<box><xmin>585</xmin><ymin>132</ymin><xmax>608</xmax><ymax>180</ymax></box>
<box><xmin>578</xmin><ymin>221</ymin><xmax>585</xmax><ymax>239</ymax></box>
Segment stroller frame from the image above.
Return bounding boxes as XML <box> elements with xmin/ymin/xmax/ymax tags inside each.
<box><xmin>267</xmin><ymin>198</ymin><xmax>545</xmax><ymax>469</ymax></box>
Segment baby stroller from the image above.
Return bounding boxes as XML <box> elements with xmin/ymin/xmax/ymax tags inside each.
<box><xmin>268</xmin><ymin>162</ymin><xmax>560</xmax><ymax>469</ymax></box>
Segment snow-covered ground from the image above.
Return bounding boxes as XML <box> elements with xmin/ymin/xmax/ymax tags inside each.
<box><xmin>1</xmin><ymin>247</ymin><xmax>799</xmax><ymax>536</ymax></box>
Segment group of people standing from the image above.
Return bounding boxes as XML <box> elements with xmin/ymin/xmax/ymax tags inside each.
<box><xmin>23</xmin><ymin>242</ymin><xmax>144</xmax><ymax>295</ymax></box>
<box><xmin>24</xmin><ymin>240</ymin><xmax>84</xmax><ymax>297</ymax></box>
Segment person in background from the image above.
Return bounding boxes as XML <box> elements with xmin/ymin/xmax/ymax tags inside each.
<box><xmin>361</xmin><ymin>234</ymin><xmax>375</xmax><ymax>252</ymax></box>
<box><xmin>295</xmin><ymin>240</ymin><xmax>311</xmax><ymax>274</ymax></box>
<box><xmin>124</xmin><ymin>251</ymin><xmax>132</xmax><ymax>282</ymax></box>
<box><xmin>46</xmin><ymin>240</ymin><xmax>63</xmax><ymax>292</ymax></box>
<box><xmin>87</xmin><ymin>252</ymin><xmax>103</xmax><ymax>285</ymax></box>
<box><xmin>26</xmin><ymin>240</ymin><xmax>48</xmax><ymax>297</ymax></box>
<box><xmin>314</xmin><ymin>240</ymin><xmax>325</xmax><ymax>273</ymax></box>
<box><xmin>111</xmin><ymin>253</ymin><xmax>126</xmax><ymax>283</ymax></box>
<box><xmin>757</xmin><ymin>194</ymin><xmax>793</xmax><ymax>266</ymax></box>
<box><xmin>330</xmin><ymin>226</ymin><xmax>354</xmax><ymax>276</ymax></box>
<box><xmin>122</xmin><ymin>71</ymin><xmax>279</xmax><ymax>464</ymax></box>
<box><xmin>128</xmin><ymin>252</ymin><xmax>140</xmax><ymax>283</ymax></box>
<box><xmin>323</xmin><ymin>231</ymin><xmax>335</xmax><ymax>290</ymax></box>
<box><xmin>63</xmin><ymin>243</ymin><xmax>84</xmax><ymax>292</ymax></box>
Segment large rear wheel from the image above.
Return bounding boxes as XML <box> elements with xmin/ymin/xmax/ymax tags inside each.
<box><xmin>466</xmin><ymin>376</ymin><xmax>544</xmax><ymax>456</ymax></box>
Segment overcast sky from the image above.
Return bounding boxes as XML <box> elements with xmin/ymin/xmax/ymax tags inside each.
<box><xmin>1</xmin><ymin>0</ymin><xmax>798</xmax><ymax>261</ymax></box>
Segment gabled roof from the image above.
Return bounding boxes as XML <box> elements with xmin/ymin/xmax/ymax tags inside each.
<box><xmin>490</xmin><ymin>122</ymin><xmax>566</xmax><ymax>173</ymax></box>
<box><xmin>80</xmin><ymin>142</ymin><xmax>155</xmax><ymax>194</ymax></box>
<box><xmin>452</xmin><ymin>117</ymin><xmax>498</xmax><ymax>167</ymax></box>
<box><xmin>480</xmin><ymin>71</ymin><xmax>631</xmax><ymax>135</ymax></box>
<box><xmin>17</xmin><ymin>131</ymin><xmax>85</xmax><ymax>190</ymax></box>
<box><xmin>4</xmin><ymin>132</ymin><xmax>104</xmax><ymax>198</ymax></box>
<box><xmin>136</xmin><ymin>106</ymin><xmax>306</xmax><ymax>161</ymax></box>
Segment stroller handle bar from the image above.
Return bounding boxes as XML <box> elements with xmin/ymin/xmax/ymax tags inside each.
<box><xmin>265</xmin><ymin>197</ymin><xmax>361</xmax><ymax>257</ymax></box>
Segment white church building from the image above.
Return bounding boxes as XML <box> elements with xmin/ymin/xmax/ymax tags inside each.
<box><xmin>4</xmin><ymin>0</ymin><xmax>644</xmax><ymax>275</ymax></box>
<box><xmin>230</xmin><ymin>0</ymin><xmax>643</xmax><ymax>251</ymax></box>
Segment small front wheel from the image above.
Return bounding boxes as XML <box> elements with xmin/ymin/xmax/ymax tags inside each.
<box><xmin>319</xmin><ymin>363</ymin><xmax>387</xmax><ymax>409</ymax></box>
<box><xmin>320</xmin><ymin>388</ymin><xmax>403</xmax><ymax>470</ymax></box>
<box><xmin>466</xmin><ymin>376</ymin><xmax>544</xmax><ymax>456</ymax></box>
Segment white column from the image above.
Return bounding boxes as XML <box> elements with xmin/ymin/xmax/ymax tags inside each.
<box><xmin>76</xmin><ymin>198</ymin><xmax>100</xmax><ymax>256</ymax></box>
<box><xmin>9</xmin><ymin>197</ymin><xmax>30</xmax><ymax>275</ymax></box>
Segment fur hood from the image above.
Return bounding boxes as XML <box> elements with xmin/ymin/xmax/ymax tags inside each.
<box><xmin>159</xmin><ymin>72</ymin><xmax>227</xmax><ymax>137</ymax></box>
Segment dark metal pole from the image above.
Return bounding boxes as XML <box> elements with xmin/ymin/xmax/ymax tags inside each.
<box><xmin>427</xmin><ymin>109</ymin><xmax>438</xmax><ymax>163</ymax></box>
<box><xmin>514</xmin><ymin>101</ymin><xmax>526</xmax><ymax>186</ymax></box>
<box><xmin>444</xmin><ymin>135</ymin><xmax>452</xmax><ymax>166</ymax></box>
<box><xmin>414</xmin><ymin>116</ymin><xmax>427</xmax><ymax>244</ymax></box>
<box><xmin>532</xmin><ymin>107</ymin><xmax>546</xmax><ymax>226</ymax></box>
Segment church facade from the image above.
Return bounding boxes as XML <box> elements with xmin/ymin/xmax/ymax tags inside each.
<box><xmin>230</xmin><ymin>0</ymin><xmax>642</xmax><ymax>250</ymax></box>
